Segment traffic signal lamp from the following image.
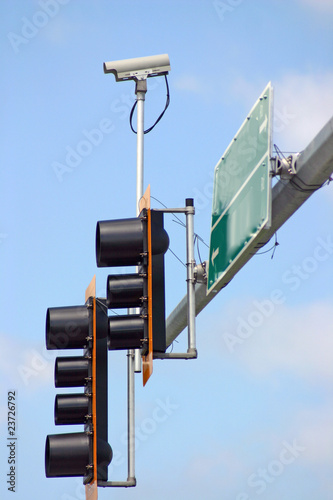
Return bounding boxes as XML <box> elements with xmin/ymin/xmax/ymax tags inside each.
<box><xmin>45</xmin><ymin>295</ymin><xmax>112</xmax><ymax>485</ymax></box>
<box><xmin>96</xmin><ymin>208</ymin><xmax>169</xmax><ymax>362</ymax></box>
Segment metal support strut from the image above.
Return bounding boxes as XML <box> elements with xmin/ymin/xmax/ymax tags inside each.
<box><xmin>97</xmin><ymin>351</ymin><xmax>136</xmax><ymax>488</ymax></box>
<box><xmin>154</xmin><ymin>200</ymin><xmax>197</xmax><ymax>360</ymax></box>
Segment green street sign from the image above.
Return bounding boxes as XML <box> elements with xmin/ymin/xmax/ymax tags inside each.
<box><xmin>207</xmin><ymin>82</ymin><xmax>273</xmax><ymax>294</ymax></box>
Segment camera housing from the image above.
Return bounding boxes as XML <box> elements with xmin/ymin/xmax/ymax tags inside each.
<box><xmin>103</xmin><ymin>54</ymin><xmax>170</xmax><ymax>82</ymax></box>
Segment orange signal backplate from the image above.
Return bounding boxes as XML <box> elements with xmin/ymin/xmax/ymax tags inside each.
<box><xmin>140</xmin><ymin>186</ymin><xmax>153</xmax><ymax>386</ymax></box>
<box><xmin>85</xmin><ymin>276</ymin><xmax>98</xmax><ymax>500</ymax></box>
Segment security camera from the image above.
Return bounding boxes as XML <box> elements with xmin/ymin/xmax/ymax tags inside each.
<box><xmin>103</xmin><ymin>54</ymin><xmax>170</xmax><ymax>82</ymax></box>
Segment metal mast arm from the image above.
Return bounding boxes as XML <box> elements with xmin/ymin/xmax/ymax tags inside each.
<box><xmin>166</xmin><ymin>116</ymin><xmax>333</xmax><ymax>347</ymax></box>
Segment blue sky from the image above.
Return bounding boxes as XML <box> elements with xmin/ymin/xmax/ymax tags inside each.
<box><xmin>1</xmin><ymin>1</ymin><xmax>333</xmax><ymax>499</ymax></box>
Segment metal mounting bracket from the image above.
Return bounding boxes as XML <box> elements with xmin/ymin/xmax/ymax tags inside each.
<box><xmin>272</xmin><ymin>153</ymin><xmax>299</xmax><ymax>180</ymax></box>
<box><xmin>194</xmin><ymin>261</ymin><xmax>207</xmax><ymax>285</ymax></box>
<box><xmin>153</xmin><ymin>199</ymin><xmax>197</xmax><ymax>360</ymax></box>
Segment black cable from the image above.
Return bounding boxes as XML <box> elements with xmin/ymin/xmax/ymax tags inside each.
<box><xmin>130</xmin><ymin>75</ymin><xmax>170</xmax><ymax>134</ymax></box>
<box><xmin>273</xmin><ymin>143</ymin><xmax>287</xmax><ymax>160</ymax></box>
<box><xmin>196</xmin><ymin>234</ymin><xmax>209</xmax><ymax>249</ymax></box>
<box><xmin>273</xmin><ymin>144</ymin><xmax>301</xmax><ymax>158</ymax></box>
<box><xmin>171</xmin><ymin>217</ymin><xmax>186</xmax><ymax>229</ymax></box>
<box><xmin>168</xmin><ymin>248</ymin><xmax>186</xmax><ymax>268</ymax></box>
<box><xmin>151</xmin><ymin>195</ymin><xmax>210</xmax><ymax>268</ymax></box>
<box><xmin>150</xmin><ymin>196</ymin><xmax>186</xmax><ymax>232</ymax></box>
<box><xmin>273</xmin><ymin>143</ymin><xmax>328</xmax><ymax>193</ymax></box>
<box><xmin>195</xmin><ymin>234</ymin><xmax>204</xmax><ymax>266</ymax></box>
<box><xmin>276</xmin><ymin>173</ymin><xmax>325</xmax><ymax>193</ymax></box>
<box><xmin>109</xmin><ymin>309</ymin><xmax>120</xmax><ymax>316</ymax></box>
<box><xmin>149</xmin><ymin>196</ymin><xmax>186</xmax><ymax>267</ymax></box>
<box><xmin>167</xmin><ymin>337</ymin><xmax>179</xmax><ymax>354</ymax></box>
<box><xmin>254</xmin><ymin>232</ymin><xmax>279</xmax><ymax>259</ymax></box>
<box><xmin>95</xmin><ymin>298</ymin><xmax>108</xmax><ymax>312</ymax></box>
<box><xmin>290</xmin><ymin>177</ymin><xmax>324</xmax><ymax>193</ymax></box>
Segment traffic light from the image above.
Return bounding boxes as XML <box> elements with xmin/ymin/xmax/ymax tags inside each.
<box><xmin>95</xmin><ymin>207</ymin><xmax>169</xmax><ymax>380</ymax></box>
<box><xmin>45</xmin><ymin>292</ymin><xmax>112</xmax><ymax>485</ymax></box>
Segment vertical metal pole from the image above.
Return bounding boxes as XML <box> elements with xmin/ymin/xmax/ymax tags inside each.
<box><xmin>135</xmin><ymin>80</ymin><xmax>146</xmax><ymax>215</ymax></box>
<box><xmin>185</xmin><ymin>199</ymin><xmax>197</xmax><ymax>354</ymax></box>
<box><xmin>134</xmin><ymin>79</ymin><xmax>147</xmax><ymax>372</ymax></box>
<box><xmin>127</xmin><ymin>79</ymin><xmax>147</xmax><ymax>483</ymax></box>
<box><xmin>127</xmin><ymin>349</ymin><xmax>135</xmax><ymax>481</ymax></box>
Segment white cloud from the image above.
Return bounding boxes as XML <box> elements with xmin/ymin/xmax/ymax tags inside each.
<box><xmin>228</xmin><ymin>77</ymin><xmax>262</xmax><ymax>105</ymax></box>
<box><xmin>211</xmin><ymin>300</ymin><xmax>333</xmax><ymax>383</ymax></box>
<box><xmin>225</xmin><ymin>72</ymin><xmax>333</xmax><ymax>153</ymax></box>
<box><xmin>296</xmin><ymin>406</ymin><xmax>333</xmax><ymax>463</ymax></box>
<box><xmin>182</xmin><ymin>444</ymin><xmax>248</xmax><ymax>495</ymax></box>
<box><xmin>297</xmin><ymin>0</ymin><xmax>333</xmax><ymax>12</ymax></box>
<box><xmin>43</xmin><ymin>16</ymin><xmax>77</xmax><ymax>46</ymax></box>
<box><xmin>173</xmin><ymin>74</ymin><xmax>205</xmax><ymax>94</ymax></box>
<box><xmin>273</xmin><ymin>72</ymin><xmax>333</xmax><ymax>151</ymax></box>
<box><xmin>0</xmin><ymin>333</ymin><xmax>55</xmax><ymax>393</ymax></box>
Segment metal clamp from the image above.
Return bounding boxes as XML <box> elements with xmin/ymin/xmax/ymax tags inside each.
<box><xmin>194</xmin><ymin>261</ymin><xmax>207</xmax><ymax>284</ymax></box>
<box><xmin>272</xmin><ymin>153</ymin><xmax>299</xmax><ymax>180</ymax></box>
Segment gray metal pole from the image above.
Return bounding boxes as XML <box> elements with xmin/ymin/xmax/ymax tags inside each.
<box><xmin>166</xmin><ymin>116</ymin><xmax>333</xmax><ymax>346</ymax></box>
<box><xmin>134</xmin><ymin>80</ymin><xmax>147</xmax><ymax>373</ymax></box>
<box><xmin>185</xmin><ymin>199</ymin><xmax>197</xmax><ymax>354</ymax></box>
<box><xmin>126</xmin><ymin>80</ymin><xmax>148</xmax><ymax>484</ymax></box>
<box><xmin>135</xmin><ymin>81</ymin><xmax>146</xmax><ymax>215</ymax></box>
<box><xmin>127</xmin><ymin>350</ymin><xmax>135</xmax><ymax>481</ymax></box>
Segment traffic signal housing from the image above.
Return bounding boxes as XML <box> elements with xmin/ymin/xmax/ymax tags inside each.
<box><xmin>96</xmin><ymin>208</ymin><xmax>169</xmax><ymax>382</ymax></box>
<box><xmin>45</xmin><ymin>294</ymin><xmax>112</xmax><ymax>485</ymax></box>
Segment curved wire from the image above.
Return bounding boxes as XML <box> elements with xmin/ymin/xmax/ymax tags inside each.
<box><xmin>151</xmin><ymin>195</ymin><xmax>209</xmax><ymax>267</ymax></box>
<box><xmin>273</xmin><ymin>143</ymin><xmax>327</xmax><ymax>192</ymax></box>
<box><xmin>254</xmin><ymin>232</ymin><xmax>279</xmax><ymax>259</ymax></box>
<box><xmin>130</xmin><ymin>75</ymin><xmax>170</xmax><ymax>134</ymax></box>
